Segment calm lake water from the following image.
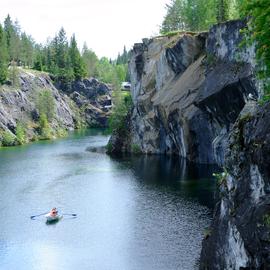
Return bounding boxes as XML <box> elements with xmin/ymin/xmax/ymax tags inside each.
<box><xmin>0</xmin><ymin>129</ymin><xmax>217</xmax><ymax>270</ymax></box>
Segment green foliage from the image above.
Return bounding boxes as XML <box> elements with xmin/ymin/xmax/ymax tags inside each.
<box><xmin>15</xmin><ymin>123</ymin><xmax>26</xmax><ymax>145</ymax></box>
<box><xmin>37</xmin><ymin>89</ymin><xmax>56</xmax><ymax>122</ymax></box>
<box><xmin>213</xmin><ymin>170</ymin><xmax>228</xmax><ymax>185</ymax></box>
<box><xmin>263</xmin><ymin>214</ymin><xmax>270</xmax><ymax>228</ymax></box>
<box><xmin>8</xmin><ymin>61</ymin><xmax>19</xmax><ymax>87</ymax></box>
<box><xmin>106</xmin><ymin>141</ymin><xmax>113</xmax><ymax>153</ymax></box>
<box><xmin>131</xmin><ymin>144</ymin><xmax>141</xmax><ymax>154</ymax></box>
<box><xmin>160</xmin><ymin>0</ymin><xmax>241</xmax><ymax>34</ymax></box>
<box><xmin>0</xmin><ymin>130</ymin><xmax>16</xmax><ymax>146</ymax></box>
<box><xmin>38</xmin><ymin>113</ymin><xmax>53</xmax><ymax>140</ymax></box>
<box><xmin>216</xmin><ymin>0</ymin><xmax>230</xmax><ymax>23</ymax></box>
<box><xmin>69</xmin><ymin>34</ymin><xmax>87</xmax><ymax>80</ymax></box>
<box><xmin>0</xmin><ymin>15</ymin><xmax>131</xmax><ymax>89</ymax></box>
<box><xmin>0</xmin><ymin>24</ymin><xmax>8</xmax><ymax>83</ymax></box>
<box><xmin>109</xmin><ymin>90</ymin><xmax>132</xmax><ymax>132</ymax></box>
<box><xmin>203</xmin><ymin>227</ymin><xmax>212</xmax><ymax>239</ymax></box>
<box><xmin>82</xmin><ymin>43</ymin><xmax>99</xmax><ymax>78</ymax></box>
<box><xmin>239</xmin><ymin>0</ymin><xmax>270</xmax><ymax>99</ymax></box>
<box><xmin>160</xmin><ymin>0</ymin><xmax>217</xmax><ymax>33</ymax></box>
<box><xmin>56</xmin><ymin>128</ymin><xmax>68</xmax><ymax>138</ymax></box>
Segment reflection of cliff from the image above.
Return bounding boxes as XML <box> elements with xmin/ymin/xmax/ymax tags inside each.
<box><xmin>112</xmin><ymin>155</ymin><xmax>219</xmax><ymax>209</ymax></box>
<box><xmin>109</xmin><ymin>20</ymin><xmax>257</xmax><ymax>165</ymax></box>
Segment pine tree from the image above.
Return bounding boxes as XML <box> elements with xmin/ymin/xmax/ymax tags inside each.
<box><xmin>82</xmin><ymin>43</ymin><xmax>99</xmax><ymax>78</ymax></box>
<box><xmin>20</xmin><ymin>33</ymin><xmax>34</xmax><ymax>67</ymax></box>
<box><xmin>0</xmin><ymin>23</ymin><xmax>8</xmax><ymax>83</ymax></box>
<box><xmin>69</xmin><ymin>34</ymin><xmax>86</xmax><ymax>80</ymax></box>
<box><xmin>216</xmin><ymin>0</ymin><xmax>230</xmax><ymax>22</ymax></box>
<box><xmin>4</xmin><ymin>15</ymin><xmax>21</xmax><ymax>62</ymax></box>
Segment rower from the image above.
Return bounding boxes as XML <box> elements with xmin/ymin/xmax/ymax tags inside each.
<box><xmin>49</xmin><ymin>207</ymin><xmax>58</xmax><ymax>217</ymax></box>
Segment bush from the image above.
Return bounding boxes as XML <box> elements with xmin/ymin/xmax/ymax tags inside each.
<box><xmin>56</xmin><ymin>128</ymin><xmax>68</xmax><ymax>138</ymax></box>
<box><xmin>131</xmin><ymin>144</ymin><xmax>141</xmax><ymax>154</ymax></box>
<box><xmin>106</xmin><ymin>141</ymin><xmax>113</xmax><ymax>153</ymax></box>
<box><xmin>1</xmin><ymin>130</ymin><xmax>16</xmax><ymax>146</ymax></box>
<box><xmin>37</xmin><ymin>89</ymin><xmax>56</xmax><ymax>122</ymax></box>
<box><xmin>15</xmin><ymin>123</ymin><xmax>26</xmax><ymax>145</ymax></box>
<box><xmin>109</xmin><ymin>90</ymin><xmax>132</xmax><ymax>132</ymax></box>
<box><xmin>38</xmin><ymin>113</ymin><xmax>53</xmax><ymax>140</ymax></box>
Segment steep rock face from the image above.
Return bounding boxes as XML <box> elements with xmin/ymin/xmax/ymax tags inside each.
<box><xmin>0</xmin><ymin>69</ymin><xmax>112</xmax><ymax>144</ymax></box>
<box><xmin>200</xmin><ymin>101</ymin><xmax>270</xmax><ymax>269</ymax></box>
<box><xmin>0</xmin><ymin>70</ymin><xmax>75</xmax><ymax>138</ymax></box>
<box><xmin>69</xmin><ymin>78</ymin><xmax>112</xmax><ymax>127</ymax></box>
<box><xmin>115</xmin><ymin>20</ymin><xmax>257</xmax><ymax>165</ymax></box>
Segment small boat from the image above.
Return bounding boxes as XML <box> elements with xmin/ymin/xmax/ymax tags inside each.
<box><xmin>45</xmin><ymin>213</ymin><xmax>62</xmax><ymax>223</ymax></box>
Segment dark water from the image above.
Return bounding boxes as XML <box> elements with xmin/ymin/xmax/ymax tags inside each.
<box><xmin>0</xmin><ymin>129</ymin><xmax>217</xmax><ymax>270</ymax></box>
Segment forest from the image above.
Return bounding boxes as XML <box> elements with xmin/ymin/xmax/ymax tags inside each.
<box><xmin>0</xmin><ymin>15</ymin><xmax>130</xmax><ymax>87</ymax></box>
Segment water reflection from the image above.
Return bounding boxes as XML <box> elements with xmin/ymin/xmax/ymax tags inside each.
<box><xmin>111</xmin><ymin>155</ymin><xmax>219</xmax><ymax>209</ymax></box>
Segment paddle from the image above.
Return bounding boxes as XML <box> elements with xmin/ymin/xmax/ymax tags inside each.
<box><xmin>62</xmin><ymin>213</ymin><xmax>77</xmax><ymax>217</ymax></box>
<box><xmin>30</xmin><ymin>212</ymin><xmax>48</xmax><ymax>219</ymax></box>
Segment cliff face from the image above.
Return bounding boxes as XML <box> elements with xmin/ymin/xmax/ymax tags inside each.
<box><xmin>200</xmin><ymin>101</ymin><xmax>270</xmax><ymax>269</ymax></box>
<box><xmin>0</xmin><ymin>69</ymin><xmax>111</xmax><ymax>145</ymax></box>
<box><xmin>111</xmin><ymin>20</ymin><xmax>257</xmax><ymax>165</ymax></box>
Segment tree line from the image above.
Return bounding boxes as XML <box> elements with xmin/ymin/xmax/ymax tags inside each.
<box><xmin>160</xmin><ymin>0</ymin><xmax>270</xmax><ymax>100</ymax></box>
<box><xmin>0</xmin><ymin>15</ymin><xmax>129</xmax><ymax>87</ymax></box>
<box><xmin>160</xmin><ymin>0</ymin><xmax>242</xmax><ymax>33</ymax></box>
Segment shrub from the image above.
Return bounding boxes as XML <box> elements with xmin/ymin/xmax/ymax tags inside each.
<box><xmin>106</xmin><ymin>142</ymin><xmax>113</xmax><ymax>153</ymax></box>
<box><xmin>213</xmin><ymin>170</ymin><xmax>228</xmax><ymax>186</ymax></box>
<box><xmin>38</xmin><ymin>113</ymin><xmax>53</xmax><ymax>140</ymax></box>
<box><xmin>15</xmin><ymin>123</ymin><xmax>26</xmax><ymax>145</ymax></box>
<box><xmin>37</xmin><ymin>89</ymin><xmax>56</xmax><ymax>122</ymax></box>
<box><xmin>1</xmin><ymin>130</ymin><xmax>16</xmax><ymax>146</ymax></box>
<box><xmin>131</xmin><ymin>144</ymin><xmax>141</xmax><ymax>154</ymax></box>
<box><xmin>56</xmin><ymin>128</ymin><xmax>68</xmax><ymax>138</ymax></box>
<box><xmin>109</xmin><ymin>90</ymin><xmax>132</xmax><ymax>132</ymax></box>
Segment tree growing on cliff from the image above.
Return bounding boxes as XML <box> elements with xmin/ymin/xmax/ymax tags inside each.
<box><xmin>37</xmin><ymin>89</ymin><xmax>56</xmax><ymax>122</ymax></box>
<box><xmin>160</xmin><ymin>0</ymin><xmax>217</xmax><ymax>33</ymax></box>
<box><xmin>239</xmin><ymin>0</ymin><xmax>270</xmax><ymax>100</ymax></box>
<box><xmin>69</xmin><ymin>34</ymin><xmax>87</xmax><ymax>80</ymax></box>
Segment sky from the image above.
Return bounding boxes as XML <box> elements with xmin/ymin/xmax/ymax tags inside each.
<box><xmin>0</xmin><ymin>0</ymin><xmax>170</xmax><ymax>59</ymax></box>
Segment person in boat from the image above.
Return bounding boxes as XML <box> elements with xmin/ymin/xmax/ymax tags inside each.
<box><xmin>49</xmin><ymin>207</ymin><xmax>58</xmax><ymax>217</ymax></box>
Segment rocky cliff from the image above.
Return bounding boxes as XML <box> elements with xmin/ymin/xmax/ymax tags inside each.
<box><xmin>200</xmin><ymin>101</ymin><xmax>270</xmax><ymax>269</ymax></box>
<box><xmin>109</xmin><ymin>19</ymin><xmax>257</xmax><ymax>165</ymax></box>
<box><xmin>0</xmin><ymin>68</ymin><xmax>111</xmax><ymax>145</ymax></box>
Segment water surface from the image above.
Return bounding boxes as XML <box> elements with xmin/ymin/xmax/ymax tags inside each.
<box><xmin>0</xmin><ymin>129</ymin><xmax>217</xmax><ymax>270</ymax></box>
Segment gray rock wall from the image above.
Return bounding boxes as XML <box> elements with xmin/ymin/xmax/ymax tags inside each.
<box><xmin>119</xmin><ymin>19</ymin><xmax>257</xmax><ymax>165</ymax></box>
<box><xmin>0</xmin><ymin>69</ymin><xmax>112</xmax><ymax>144</ymax></box>
<box><xmin>200</xmin><ymin>101</ymin><xmax>270</xmax><ymax>269</ymax></box>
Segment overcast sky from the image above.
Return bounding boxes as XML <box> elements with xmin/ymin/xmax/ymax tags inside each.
<box><xmin>0</xmin><ymin>0</ymin><xmax>170</xmax><ymax>59</ymax></box>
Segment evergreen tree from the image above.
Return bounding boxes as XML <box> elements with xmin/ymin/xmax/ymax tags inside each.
<box><xmin>82</xmin><ymin>43</ymin><xmax>99</xmax><ymax>77</ymax></box>
<box><xmin>160</xmin><ymin>0</ymin><xmax>216</xmax><ymax>33</ymax></box>
<box><xmin>0</xmin><ymin>23</ymin><xmax>8</xmax><ymax>83</ymax></box>
<box><xmin>69</xmin><ymin>34</ymin><xmax>86</xmax><ymax>80</ymax></box>
<box><xmin>216</xmin><ymin>0</ymin><xmax>230</xmax><ymax>22</ymax></box>
<box><xmin>160</xmin><ymin>0</ymin><xmax>185</xmax><ymax>33</ymax></box>
<box><xmin>4</xmin><ymin>15</ymin><xmax>21</xmax><ymax>62</ymax></box>
<box><xmin>20</xmin><ymin>33</ymin><xmax>34</xmax><ymax>67</ymax></box>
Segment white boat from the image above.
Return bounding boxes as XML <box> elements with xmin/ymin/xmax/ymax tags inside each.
<box><xmin>45</xmin><ymin>213</ymin><xmax>62</xmax><ymax>222</ymax></box>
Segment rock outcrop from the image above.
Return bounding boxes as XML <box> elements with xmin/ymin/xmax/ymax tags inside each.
<box><xmin>0</xmin><ymin>69</ymin><xmax>112</xmax><ymax>145</ymax></box>
<box><xmin>68</xmin><ymin>78</ymin><xmax>112</xmax><ymax>127</ymax></box>
<box><xmin>109</xmin><ymin>19</ymin><xmax>257</xmax><ymax>165</ymax></box>
<box><xmin>200</xmin><ymin>101</ymin><xmax>270</xmax><ymax>269</ymax></box>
